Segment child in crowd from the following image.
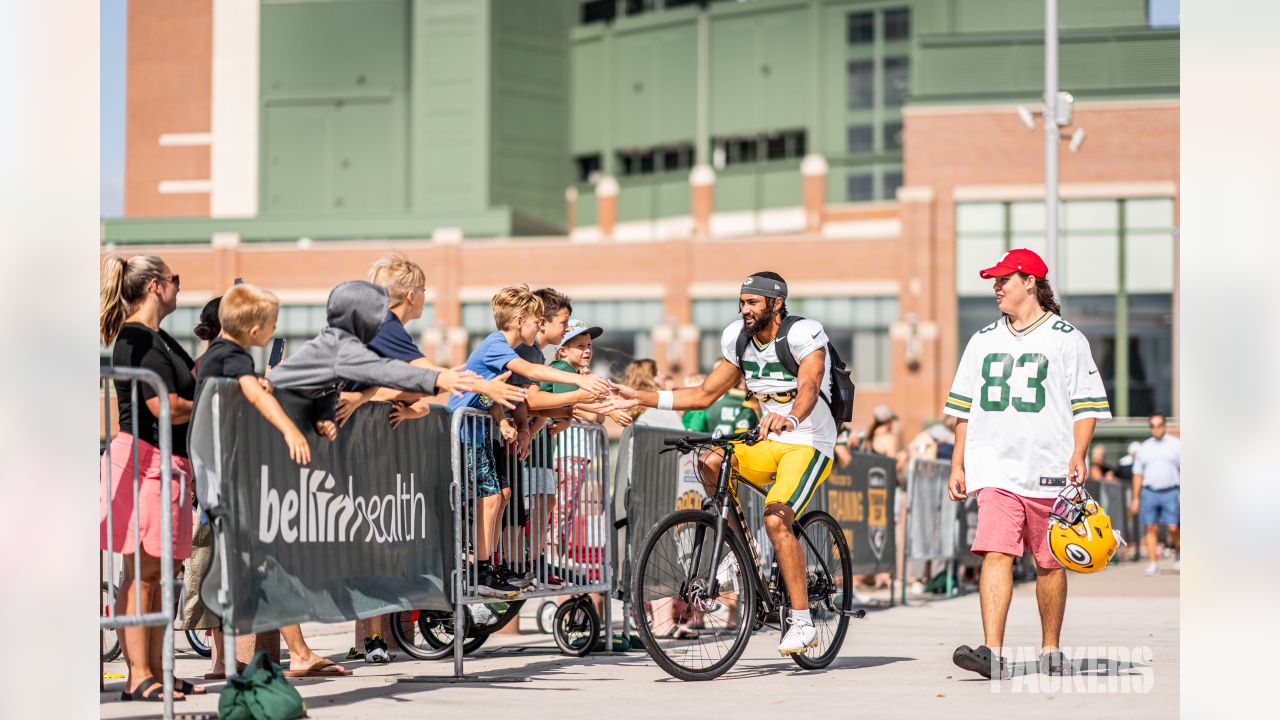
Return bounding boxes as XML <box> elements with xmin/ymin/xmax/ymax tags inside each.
<box><xmin>267</xmin><ymin>280</ymin><xmax>487</xmax><ymax>432</ymax></box>
<box><xmin>448</xmin><ymin>286</ymin><xmax>612</xmax><ymax>598</ymax></box>
<box><xmin>193</xmin><ymin>283</ymin><xmax>350</xmax><ymax>677</ymax></box>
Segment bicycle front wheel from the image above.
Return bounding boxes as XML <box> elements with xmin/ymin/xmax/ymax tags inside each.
<box><xmin>631</xmin><ymin>509</ymin><xmax>755</xmax><ymax>681</ymax></box>
<box><xmin>788</xmin><ymin>510</ymin><xmax>853</xmax><ymax>670</ymax></box>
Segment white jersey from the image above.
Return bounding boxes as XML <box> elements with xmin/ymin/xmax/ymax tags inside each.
<box><xmin>944</xmin><ymin>313</ymin><xmax>1111</xmax><ymax>498</ymax></box>
<box><xmin>720</xmin><ymin>318</ymin><xmax>836</xmax><ymax>458</ymax></box>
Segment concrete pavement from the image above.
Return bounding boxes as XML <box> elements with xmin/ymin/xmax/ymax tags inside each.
<box><xmin>100</xmin><ymin>560</ymin><xmax>1178</xmax><ymax>718</ymax></box>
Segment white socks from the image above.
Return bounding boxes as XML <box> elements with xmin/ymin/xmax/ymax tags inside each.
<box><xmin>791</xmin><ymin>608</ymin><xmax>812</xmax><ymax>624</ymax></box>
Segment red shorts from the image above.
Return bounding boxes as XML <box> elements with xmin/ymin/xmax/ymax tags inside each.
<box><xmin>971</xmin><ymin>487</ymin><xmax>1060</xmax><ymax>570</ymax></box>
<box><xmin>100</xmin><ymin>433</ymin><xmax>194</xmax><ymax>560</ymax></box>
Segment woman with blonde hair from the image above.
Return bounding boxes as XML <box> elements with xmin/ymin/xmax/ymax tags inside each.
<box><xmin>100</xmin><ymin>254</ymin><xmax>205</xmax><ymax>701</ymax></box>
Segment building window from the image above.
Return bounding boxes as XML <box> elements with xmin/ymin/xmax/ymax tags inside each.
<box><xmin>713</xmin><ymin>129</ymin><xmax>805</xmax><ymax>168</ymax></box>
<box><xmin>618</xmin><ymin>148</ymin><xmax>656</xmax><ymax>177</ymax></box>
<box><xmin>847</xmin><ymin>60</ymin><xmax>874</xmax><ymax>110</ymax></box>
<box><xmin>884</xmin><ymin>7</ymin><xmax>911</xmax><ymax>41</ymax></box>
<box><xmin>847</xmin><ymin>174</ymin><xmax>873</xmax><ymax>202</ymax></box>
<box><xmin>575</xmin><ymin>154</ymin><xmax>601</xmax><ymax>183</ymax></box>
<box><xmin>883</xmin><ymin>121</ymin><xmax>903</xmax><ymax>151</ymax></box>
<box><xmin>580</xmin><ymin>0</ymin><xmax>616</xmax><ymax>25</ymax></box>
<box><xmin>882</xmin><ymin>170</ymin><xmax>903</xmax><ymax>200</ymax></box>
<box><xmin>847</xmin><ymin>125</ymin><xmax>873</xmax><ymax>155</ymax></box>
<box><xmin>847</xmin><ymin>11</ymin><xmax>874</xmax><ymax>44</ymax></box>
<box><xmin>659</xmin><ymin>143</ymin><xmax>694</xmax><ymax>173</ymax></box>
<box><xmin>765</xmin><ymin>129</ymin><xmax>805</xmax><ymax>161</ymax></box>
<box><xmin>884</xmin><ymin>57</ymin><xmax>910</xmax><ymax>107</ymax></box>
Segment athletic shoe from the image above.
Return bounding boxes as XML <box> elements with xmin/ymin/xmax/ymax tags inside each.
<box><xmin>953</xmin><ymin>644</ymin><xmax>1012</xmax><ymax>680</ymax></box>
<box><xmin>475</xmin><ymin>570</ymin><xmax>521</xmax><ymax>599</ymax></box>
<box><xmin>1039</xmin><ymin>649</ymin><xmax>1068</xmax><ymax>676</ymax></box>
<box><xmin>364</xmin><ymin>634</ymin><xmax>392</xmax><ymax>663</ymax></box>
<box><xmin>537</xmin><ymin>573</ymin><xmax>566</xmax><ymax>591</ymax></box>
<box><xmin>1144</xmin><ymin>562</ymin><xmax>1160</xmax><ymax>576</ymax></box>
<box><xmin>777</xmin><ymin>617</ymin><xmax>818</xmax><ymax>655</ymax></box>
<box><xmin>494</xmin><ymin>564</ymin><xmax>533</xmax><ymax>590</ymax></box>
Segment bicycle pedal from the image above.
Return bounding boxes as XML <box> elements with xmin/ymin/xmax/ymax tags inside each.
<box><xmin>839</xmin><ymin>608</ymin><xmax>867</xmax><ymax>619</ymax></box>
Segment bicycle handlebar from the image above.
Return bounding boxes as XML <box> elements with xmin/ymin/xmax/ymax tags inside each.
<box><xmin>659</xmin><ymin>427</ymin><xmax>762</xmax><ymax>453</ymax></box>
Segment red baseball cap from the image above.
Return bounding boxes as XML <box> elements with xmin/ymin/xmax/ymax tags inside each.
<box><xmin>979</xmin><ymin>248</ymin><xmax>1049</xmax><ymax>279</ymax></box>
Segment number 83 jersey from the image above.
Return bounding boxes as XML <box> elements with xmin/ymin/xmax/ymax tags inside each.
<box><xmin>943</xmin><ymin>313</ymin><xmax>1111</xmax><ymax>498</ymax></box>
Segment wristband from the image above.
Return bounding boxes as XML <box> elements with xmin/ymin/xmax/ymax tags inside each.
<box><xmin>657</xmin><ymin>390</ymin><xmax>675</xmax><ymax>411</ymax></box>
<box><xmin>783</xmin><ymin>414</ymin><xmax>800</xmax><ymax>431</ymax></box>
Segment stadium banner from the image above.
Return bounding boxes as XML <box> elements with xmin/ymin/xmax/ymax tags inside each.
<box><xmin>189</xmin><ymin>379</ymin><xmax>453</xmax><ymax>635</ymax></box>
<box><xmin>623</xmin><ymin>425</ymin><xmax>898</xmax><ymax>578</ymax></box>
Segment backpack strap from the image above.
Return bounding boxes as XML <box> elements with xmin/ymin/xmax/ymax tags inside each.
<box><xmin>772</xmin><ymin>315</ymin><xmax>805</xmax><ymax>377</ymax></box>
<box><xmin>733</xmin><ymin>327</ymin><xmax>751</xmax><ymax>370</ymax></box>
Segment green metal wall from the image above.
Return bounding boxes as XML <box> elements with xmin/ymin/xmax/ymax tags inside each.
<box><xmin>260</xmin><ymin>0</ymin><xmax>410</xmax><ymax>215</ymax></box>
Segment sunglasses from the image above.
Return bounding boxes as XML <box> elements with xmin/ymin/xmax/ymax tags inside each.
<box><xmin>157</xmin><ymin>274</ymin><xmax>180</xmax><ymax>289</ymax></box>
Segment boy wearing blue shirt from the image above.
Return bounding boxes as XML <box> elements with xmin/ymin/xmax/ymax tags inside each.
<box><xmin>449</xmin><ymin>286</ymin><xmax>611</xmax><ymax>597</ymax></box>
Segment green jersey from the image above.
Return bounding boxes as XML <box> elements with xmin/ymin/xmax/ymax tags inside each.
<box><xmin>706</xmin><ymin>389</ymin><xmax>759</xmax><ymax>437</ymax></box>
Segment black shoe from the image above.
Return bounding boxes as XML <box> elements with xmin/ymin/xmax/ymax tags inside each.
<box><xmin>475</xmin><ymin>570</ymin><xmax>521</xmax><ymax>598</ymax></box>
<box><xmin>493</xmin><ymin>564</ymin><xmax>533</xmax><ymax>590</ymax></box>
<box><xmin>363</xmin><ymin>634</ymin><xmax>392</xmax><ymax>663</ymax></box>
<box><xmin>953</xmin><ymin>645</ymin><xmax>1012</xmax><ymax>680</ymax></box>
<box><xmin>1040</xmin><ymin>649</ymin><xmax>1069</xmax><ymax>676</ymax></box>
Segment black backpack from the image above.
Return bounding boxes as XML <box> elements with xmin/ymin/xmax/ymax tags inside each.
<box><xmin>733</xmin><ymin>315</ymin><xmax>856</xmax><ymax>424</ymax></box>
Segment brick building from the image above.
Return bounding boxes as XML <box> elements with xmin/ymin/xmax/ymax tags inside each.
<box><xmin>103</xmin><ymin>0</ymin><xmax>1179</xmax><ymax>438</ymax></box>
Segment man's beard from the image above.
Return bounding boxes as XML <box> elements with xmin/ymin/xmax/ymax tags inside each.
<box><xmin>742</xmin><ymin>301</ymin><xmax>778</xmax><ymax>334</ymax></box>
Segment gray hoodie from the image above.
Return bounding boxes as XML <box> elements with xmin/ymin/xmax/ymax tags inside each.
<box><xmin>267</xmin><ymin>280</ymin><xmax>440</xmax><ymax>421</ymax></box>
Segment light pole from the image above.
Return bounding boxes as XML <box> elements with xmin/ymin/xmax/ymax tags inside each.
<box><xmin>1045</xmin><ymin>0</ymin><xmax>1060</xmax><ymax>281</ymax></box>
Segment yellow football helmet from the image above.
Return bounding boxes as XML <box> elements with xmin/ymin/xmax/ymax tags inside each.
<box><xmin>1047</xmin><ymin>485</ymin><xmax>1125</xmax><ymax>573</ymax></box>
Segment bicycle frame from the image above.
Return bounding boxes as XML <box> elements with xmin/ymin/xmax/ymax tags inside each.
<box><xmin>690</xmin><ymin>440</ymin><xmax>841</xmax><ymax>624</ymax></box>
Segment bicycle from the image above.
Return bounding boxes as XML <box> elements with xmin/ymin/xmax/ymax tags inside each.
<box><xmin>388</xmin><ymin>601</ymin><xmax>524</xmax><ymax>661</ymax></box>
<box><xmin>630</xmin><ymin>428</ymin><xmax>864</xmax><ymax>681</ymax></box>
<box><xmin>100</xmin><ymin>569</ymin><xmax>214</xmax><ymax>663</ymax></box>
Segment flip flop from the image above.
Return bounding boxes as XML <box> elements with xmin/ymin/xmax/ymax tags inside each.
<box><xmin>176</xmin><ymin>679</ymin><xmax>207</xmax><ymax>695</ymax></box>
<box><xmin>284</xmin><ymin>658</ymin><xmax>351</xmax><ymax>678</ymax></box>
<box><xmin>203</xmin><ymin>671</ymin><xmax>226</xmax><ymax>681</ymax></box>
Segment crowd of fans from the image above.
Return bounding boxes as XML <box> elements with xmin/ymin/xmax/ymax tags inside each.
<box><xmin>99</xmin><ymin>251</ymin><xmax>1174</xmax><ymax>702</ymax></box>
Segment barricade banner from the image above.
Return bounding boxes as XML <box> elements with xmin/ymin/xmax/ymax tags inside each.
<box><xmin>904</xmin><ymin>457</ymin><xmax>957</xmax><ymax>561</ymax></box>
<box><xmin>622</xmin><ymin>425</ymin><xmax>897</xmax><ymax>577</ymax></box>
<box><xmin>828</xmin><ymin>452</ymin><xmax>897</xmax><ymax>575</ymax></box>
<box><xmin>190</xmin><ymin>379</ymin><xmax>453</xmax><ymax>634</ymax></box>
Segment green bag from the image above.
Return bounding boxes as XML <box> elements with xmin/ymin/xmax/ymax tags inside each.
<box><xmin>218</xmin><ymin>651</ymin><xmax>307</xmax><ymax>720</ymax></box>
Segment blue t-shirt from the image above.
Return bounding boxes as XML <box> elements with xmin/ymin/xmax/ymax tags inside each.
<box><xmin>447</xmin><ymin>331</ymin><xmax>520</xmax><ymax>416</ymax></box>
<box><xmin>347</xmin><ymin>311</ymin><xmax>424</xmax><ymax>391</ymax></box>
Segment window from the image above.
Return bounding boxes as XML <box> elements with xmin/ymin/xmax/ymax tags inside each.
<box><xmin>618</xmin><ymin>148</ymin><xmax>656</xmax><ymax>177</ymax></box>
<box><xmin>883</xmin><ymin>121</ymin><xmax>903</xmax><ymax>151</ymax></box>
<box><xmin>847</xmin><ymin>125</ymin><xmax>873</xmax><ymax>154</ymax></box>
<box><xmin>659</xmin><ymin>143</ymin><xmax>694</xmax><ymax>173</ymax></box>
<box><xmin>847</xmin><ymin>61</ymin><xmax>874</xmax><ymax>110</ymax></box>
<box><xmin>847</xmin><ymin>174</ymin><xmax>873</xmax><ymax>202</ymax></box>
<box><xmin>1147</xmin><ymin>0</ymin><xmax>1180</xmax><ymax>28</ymax></box>
<box><xmin>884</xmin><ymin>57</ymin><xmax>910</xmax><ymax>107</ymax></box>
<box><xmin>847</xmin><ymin>11</ymin><xmax>874</xmax><ymax>44</ymax></box>
<box><xmin>580</xmin><ymin>0</ymin><xmax>615</xmax><ymax>25</ymax></box>
<box><xmin>884</xmin><ymin>8</ymin><xmax>911</xmax><ymax>41</ymax></box>
<box><xmin>765</xmin><ymin>129</ymin><xmax>805</xmax><ymax>160</ymax></box>
<box><xmin>575</xmin><ymin>154</ymin><xmax>601</xmax><ymax>183</ymax></box>
<box><xmin>882</xmin><ymin>170</ymin><xmax>903</xmax><ymax>200</ymax></box>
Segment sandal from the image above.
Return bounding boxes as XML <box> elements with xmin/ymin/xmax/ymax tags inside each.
<box><xmin>283</xmin><ymin>658</ymin><xmax>351</xmax><ymax>678</ymax></box>
<box><xmin>119</xmin><ymin>677</ymin><xmax>185</xmax><ymax>702</ymax></box>
<box><xmin>176</xmin><ymin>679</ymin><xmax>207</xmax><ymax>695</ymax></box>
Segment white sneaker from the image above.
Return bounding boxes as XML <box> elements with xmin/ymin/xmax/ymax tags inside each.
<box><xmin>471</xmin><ymin>603</ymin><xmax>498</xmax><ymax>626</ymax></box>
<box><xmin>1144</xmin><ymin>562</ymin><xmax>1160</xmax><ymax>576</ymax></box>
<box><xmin>777</xmin><ymin>617</ymin><xmax>818</xmax><ymax>656</ymax></box>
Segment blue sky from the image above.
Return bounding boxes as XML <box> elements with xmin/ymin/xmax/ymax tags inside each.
<box><xmin>101</xmin><ymin>0</ymin><xmax>126</xmax><ymax>218</ymax></box>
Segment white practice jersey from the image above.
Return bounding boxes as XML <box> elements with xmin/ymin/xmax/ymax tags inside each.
<box><xmin>944</xmin><ymin>313</ymin><xmax>1111</xmax><ymax>498</ymax></box>
<box><xmin>720</xmin><ymin>318</ymin><xmax>836</xmax><ymax>458</ymax></box>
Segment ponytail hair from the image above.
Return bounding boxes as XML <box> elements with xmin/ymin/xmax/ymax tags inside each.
<box><xmin>1031</xmin><ymin>274</ymin><xmax>1062</xmax><ymax>316</ymax></box>
<box><xmin>99</xmin><ymin>254</ymin><xmax>166</xmax><ymax>345</ymax></box>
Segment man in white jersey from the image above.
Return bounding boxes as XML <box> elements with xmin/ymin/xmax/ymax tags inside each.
<box><xmin>618</xmin><ymin>271</ymin><xmax>835</xmax><ymax>655</ymax></box>
<box><xmin>944</xmin><ymin>249</ymin><xmax>1111</xmax><ymax>679</ymax></box>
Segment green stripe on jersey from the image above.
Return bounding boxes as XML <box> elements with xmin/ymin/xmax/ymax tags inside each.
<box><xmin>947</xmin><ymin>392</ymin><xmax>972</xmax><ymax>404</ymax></box>
<box><xmin>945</xmin><ymin>401</ymin><xmax>971</xmax><ymax>414</ymax></box>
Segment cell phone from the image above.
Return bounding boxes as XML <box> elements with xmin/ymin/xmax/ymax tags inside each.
<box><xmin>234</xmin><ymin>277</ymin><xmax>245</xmax><ymax>285</ymax></box>
<box><xmin>267</xmin><ymin>338</ymin><xmax>286</xmax><ymax>368</ymax></box>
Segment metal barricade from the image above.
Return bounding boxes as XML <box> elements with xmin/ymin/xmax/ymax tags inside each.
<box><xmin>901</xmin><ymin>457</ymin><xmax>961</xmax><ymax>601</ymax></box>
<box><xmin>100</xmin><ymin>366</ymin><xmax>181</xmax><ymax>720</ymax></box>
<box><xmin>450</xmin><ymin>408</ymin><xmax>613</xmax><ymax>677</ymax></box>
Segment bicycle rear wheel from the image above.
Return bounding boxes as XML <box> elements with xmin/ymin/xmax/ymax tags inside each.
<box><xmin>631</xmin><ymin>509</ymin><xmax>755</xmax><ymax>681</ymax></box>
<box><xmin>788</xmin><ymin>510</ymin><xmax>853</xmax><ymax>670</ymax></box>
<box><xmin>389</xmin><ymin>608</ymin><xmax>487</xmax><ymax>660</ymax></box>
